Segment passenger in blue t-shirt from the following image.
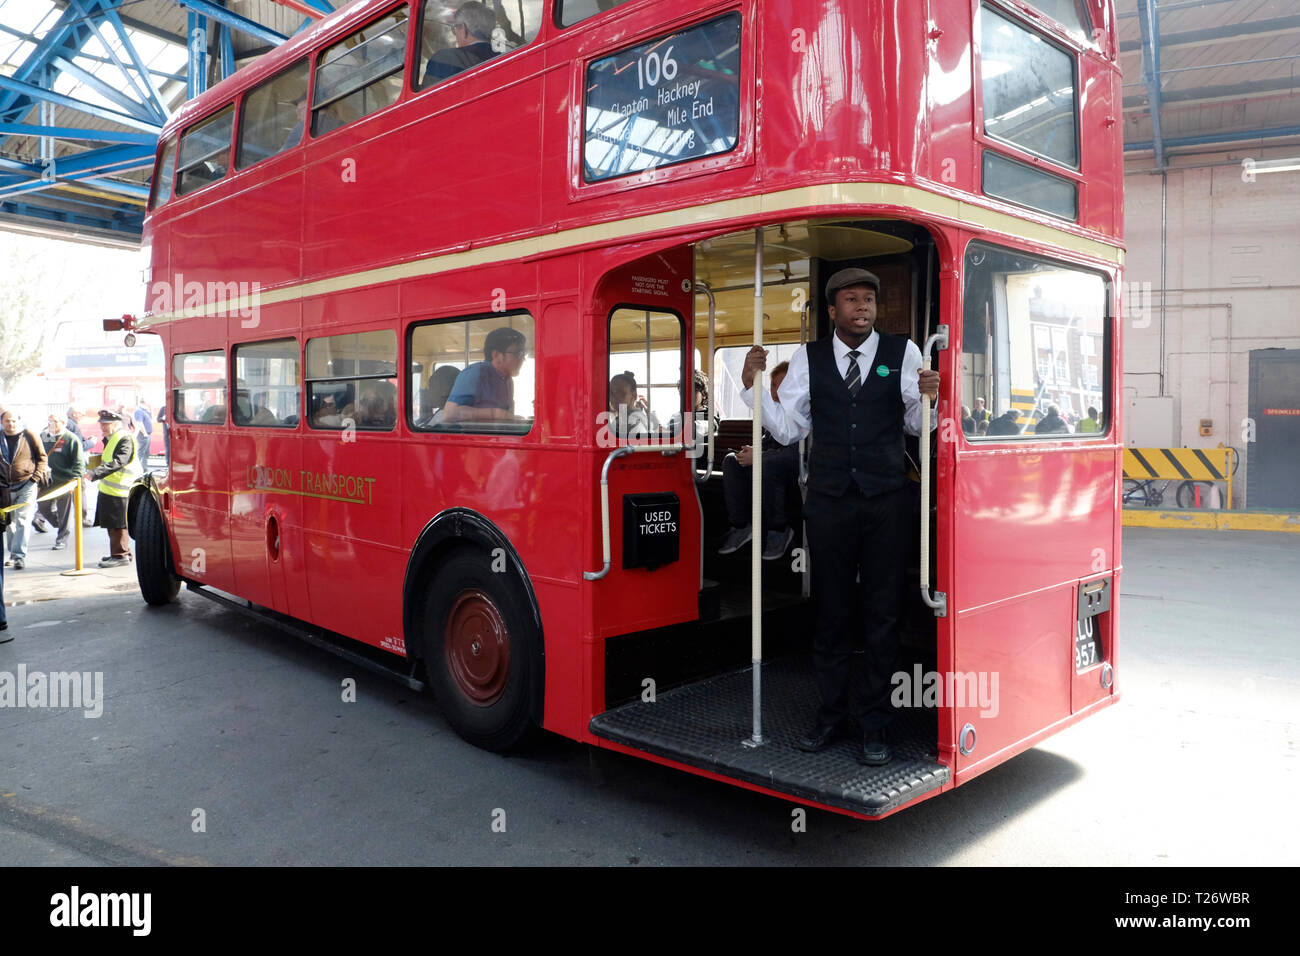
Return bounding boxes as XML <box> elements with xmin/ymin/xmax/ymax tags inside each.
<box><xmin>442</xmin><ymin>326</ymin><xmax>529</xmax><ymax>424</ymax></box>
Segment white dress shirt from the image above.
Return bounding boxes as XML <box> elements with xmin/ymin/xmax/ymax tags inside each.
<box><xmin>740</xmin><ymin>329</ymin><xmax>935</xmax><ymax>447</ymax></box>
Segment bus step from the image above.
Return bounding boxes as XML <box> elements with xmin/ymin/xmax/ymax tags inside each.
<box><xmin>185</xmin><ymin>582</ymin><xmax>425</xmax><ymax>691</ymax></box>
<box><xmin>590</xmin><ymin>657</ymin><xmax>948</xmax><ymax>817</ymax></box>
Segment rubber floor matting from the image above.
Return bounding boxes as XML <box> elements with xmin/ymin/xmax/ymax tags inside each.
<box><xmin>590</xmin><ymin>657</ymin><xmax>950</xmax><ymax>816</ymax></box>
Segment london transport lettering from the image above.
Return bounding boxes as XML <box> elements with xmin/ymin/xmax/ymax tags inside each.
<box><xmin>246</xmin><ymin>464</ymin><xmax>377</xmax><ymax>505</ymax></box>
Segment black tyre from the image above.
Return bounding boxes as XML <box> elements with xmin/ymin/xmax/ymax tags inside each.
<box><xmin>134</xmin><ymin>494</ymin><xmax>181</xmax><ymax>605</ymax></box>
<box><xmin>422</xmin><ymin>548</ymin><xmax>539</xmax><ymax>752</ymax></box>
<box><xmin>1175</xmin><ymin>480</ymin><xmax>1200</xmax><ymax>509</ymax></box>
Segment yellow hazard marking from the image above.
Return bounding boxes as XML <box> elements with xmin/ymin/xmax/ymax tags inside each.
<box><xmin>1122</xmin><ymin>447</ymin><xmax>1231</xmax><ymax>482</ymax></box>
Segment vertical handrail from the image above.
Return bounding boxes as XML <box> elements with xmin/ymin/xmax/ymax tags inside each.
<box><xmin>745</xmin><ymin>229</ymin><xmax>765</xmax><ymax>747</ymax></box>
<box><xmin>920</xmin><ymin>325</ymin><xmax>948</xmax><ymax>616</ymax></box>
<box><xmin>694</xmin><ymin>281</ymin><xmax>717</xmax><ymax>482</ymax></box>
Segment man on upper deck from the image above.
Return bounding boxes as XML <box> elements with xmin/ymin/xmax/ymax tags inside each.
<box><xmin>442</xmin><ymin>327</ymin><xmax>528</xmax><ymax>424</ymax></box>
<box><xmin>740</xmin><ymin>268</ymin><xmax>939</xmax><ymax>766</ymax></box>
<box><xmin>424</xmin><ymin>2</ymin><xmax>498</xmax><ymax>85</ymax></box>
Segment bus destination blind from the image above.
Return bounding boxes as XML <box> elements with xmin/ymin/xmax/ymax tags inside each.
<box><xmin>584</xmin><ymin>13</ymin><xmax>741</xmax><ymax>182</ymax></box>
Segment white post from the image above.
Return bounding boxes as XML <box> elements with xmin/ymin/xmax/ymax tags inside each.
<box><xmin>745</xmin><ymin>229</ymin><xmax>765</xmax><ymax>747</ymax></box>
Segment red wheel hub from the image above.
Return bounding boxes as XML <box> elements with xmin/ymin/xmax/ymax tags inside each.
<box><xmin>444</xmin><ymin>589</ymin><xmax>511</xmax><ymax>705</ymax></box>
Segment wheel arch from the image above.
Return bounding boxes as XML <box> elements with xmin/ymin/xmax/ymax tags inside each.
<box><xmin>126</xmin><ymin>474</ymin><xmax>163</xmax><ymax>540</ymax></box>
<box><xmin>402</xmin><ymin>508</ymin><xmax>545</xmax><ymax>723</ymax></box>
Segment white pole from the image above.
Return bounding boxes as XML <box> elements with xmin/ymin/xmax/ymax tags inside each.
<box><xmin>746</xmin><ymin>228</ymin><xmax>765</xmax><ymax>747</ymax></box>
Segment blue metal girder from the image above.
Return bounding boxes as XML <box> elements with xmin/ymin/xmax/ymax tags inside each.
<box><xmin>1127</xmin><ymin>125</ymin><xmax>1300</xmax><ymax>153</ymax></box>
<box><xmin>0</xmin><ymin>25</ymin><xmax>184</xmax><ymax>83</ymax></box>
<box><xmin>0</xmin><ymin>123</ymin><xmax>157</xmax><ymax>145</ymax></box>
<box><xmin>49</xmin><ymin>54</ymin><xmax>160</xmax><ymax>123</ymax></box>
<box><xmin>0</xmin><ymin>160</ymin><xmax>150</xmax><ymax>200</ymax></box>
<box><xmin>220</xmin><ymin>23</ymin><xmax>236</xmax><ymax>79</ymax></box>
<box><xmin>0</xmin><ymin>74</ymin><xmax>162</xmax><ymax>133</ymax></box>
<box><xmin>0</xmin><ymin>199</ymin><xmax>143</xmax><ymax>234</ymax></box>
<box><xmin>0</xmin><ymin>2</ymin><xmax>99</xmax><ymax>120</ymax></box>
<box><xmin>64</xmin><ymin>0</ymin><xmax>160</xmax><ymax>121</ymax></box>
<box><xmin>1136</xmin><ymin>0</ymin><xmax>1166</xmax><ymax>170</ymax></box>
<box><xmin>188</xmin><ymin>12</ymin><xmax>208</xmax><ymax>100</ymax></box>
<box><xmin>173</xmin><ymin>0</ymin><xmax>289</xmax><ymax>47</ymax></box>
<box><xmin>97</xmin><ymin>5</ymin><xmax>172</xmax><ymax>122</ymax></box>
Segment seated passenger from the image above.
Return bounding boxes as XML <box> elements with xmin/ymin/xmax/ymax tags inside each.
<box><xmin>418</xmin><ymin>365</ymin><xmax>463</xmax><ymax>428</ymax></box>
<box><xmin>358</xmin><ymin>381</ymin><xmax>398</xmax><ymax>429</ymax></box>
<box><xmin>442</xmin><ymin>327</ymin><xmax>528</xmax><ymax>424</ymax></box>
<box><xmin>988</xmin><ymin>408</ymin><xmax>1022</xmax><ymax>436</ymax></box>
<box><xmin>312</xmin><ymin>394</ymin><xmax>342</xmax><ymax>428</ymax></box>
<box><xmin>717</xmin><ymin>361</ymin><xmax>801</xmax><ymax>561</ymax></box>
<box><xmin>424</xmin><ymin>1</ymin><xmax>498</xmax><ymax>85</ymax></box>
<box><xmin>608</xmin><ymin>371</ymin><xmax>660</xmax><ymax>438</ymax></box>
<box><xmin>1033</xmin><ymin>404</ymin><xmax>1070</xmax><ymax>434</ymax></box>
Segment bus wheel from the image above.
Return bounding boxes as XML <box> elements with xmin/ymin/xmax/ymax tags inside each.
<box><xmin>423</xmin><ymin>549</ymin><xmax>538</xmax><ymax>752</ymax></box>
<box><xmin>135</xmin><ymin>495</ymin><xmax>181</xmax><ymax>605</ymax></box>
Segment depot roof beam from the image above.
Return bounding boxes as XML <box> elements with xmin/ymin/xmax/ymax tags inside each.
<box><xmin>170</xmin><ymin>0</ymin><xmax>289</xmax><ymax>46</ymax></box>
<box><xmin>0</xmin><ymin>2</ymin><xmax>95</xmax><ymax>120</ymax></box>
<box><xmin>63</xmin><ymin>0</ymin><xmax>161</xmax><ymax>120</ymax></box>
<box><xmin>0</xmin><ymin>74</ymin><xmax>163</xmax><ymax>133</ymax></box>
<box><xmin>267</xmin><ymin>0</ymin><xmax>334</xmax><ymax>20</ymax></box>
<box><xmin>1124</xmin><ymin>75</ymin><xmax>1300</xmax><ymax>112</ymax></box>
<box><xmin>49</xmin><ymin>54</ymin><xmax>161</xmax><ymax>124</ymax></box>
<box><xmin>1120</xmin><ymin>15</ymin><xmax>1300</xmax><ymax>54</ymax></box>
<box><xmin>1116</xmin><ymin>0</ymin><xmax>1236</xmax><ymax>18</ymax></box>
<box><xmin>0</xmin><ymin>123</ymin><xmax>157</xmax><ymax>144</ymax></box>
<box><xmin>1126</xmin><ymin>124</ymin><xmax>1300</xmax><ymax>153</ymax></box>
<box><xmin>98</xmin><ymin>4</ymin><xmax>172</xmax><ymax>122</ymax></box>
<box><xmin>1136</xmin><ymin>0</ymin><xmax>1167</xmax><ymax>170</ymax></box>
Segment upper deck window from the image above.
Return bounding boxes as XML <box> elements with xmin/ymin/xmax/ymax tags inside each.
<box><xmin>558</xmin><ymin>0</ymin><xmax>639</xmax><ymax>28</ymax></box>
<box><xmin>416</xmin><ymin>0</ymin><xmax>543</xmax><ymax>89</ymax></box>
<box><xmin>238</xmin><ymin>61</ymin><xmax>311</xmax><ymax>167</ymax></box>
<box><xmin>313</xmin><ymin>8</ymin><xmax>409</xmax><ymax>136</ymax></box>
<box><xmin>980</xmin><ymin>4</ymin><xmax>1078</xmax><ymax>169</ymax></box>
<box><xmin>583</xmin><ymin>13</ymin><xmax>742</xmax><ymax>183</ymax></box>
<box><xmin>175</xmin><ymin>105</ymin><xmax>235</xmax><ymax>196</ymax></box>
<box><xmin>149</xmin><ymin>137</ymin><xmax>176</xmax><ymax>209</ymax></box>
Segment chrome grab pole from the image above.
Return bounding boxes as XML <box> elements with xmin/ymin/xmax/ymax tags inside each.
<box><xmin>694</xmin><ymin>281</ymin><xmax>716</xmax><ymax>482</ymax></box>
<box><xmin>744</xmin><ymin>229</ymin><xmax>765</xmax><ymax>748</ymax></box>
<box><xmin>919</xmin><ymin>324</ymin><xmax>949</xmax><ymax>617</ymax></box>
<box><xmin>798</xmin><ymin>301</ymin><xmax>810</xmax><ymax>599</ymax></box>
<box><xmin>584</xmin><ymin>443</ymin><xmax>687</xmax><ymax>581</ymax></box>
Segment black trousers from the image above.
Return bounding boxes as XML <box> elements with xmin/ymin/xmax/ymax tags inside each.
<box><xmin>721</xmin><ymin>443</ymin><xmax>801</xmax><ymax>531</ymax></box>
<box><xmin>804</xmin><ymin>483</ymin><xmax>907</xmax><ymax>733</ymax></box>
<box><xmin>37</xmin><ymin>489</ymin><xmax>74</xmax><ymax>545</ymax></box>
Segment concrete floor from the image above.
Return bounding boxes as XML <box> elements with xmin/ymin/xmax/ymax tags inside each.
<box><xmin>0</xmin><ymin>527</ymin><xmax>1296</xmax><ymax>865</ymax></box>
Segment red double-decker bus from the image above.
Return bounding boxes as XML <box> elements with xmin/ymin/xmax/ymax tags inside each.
<box><xmin>122</xmin><ymin>0</ymin><xmax>1123</xmax><ymax>820</ymax></box>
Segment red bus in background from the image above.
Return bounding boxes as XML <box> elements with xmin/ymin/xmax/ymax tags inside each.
<box><xmin>124</xmin><ymin>0</ymin><xmax>1123</xmax><ymax>820</ymax></box>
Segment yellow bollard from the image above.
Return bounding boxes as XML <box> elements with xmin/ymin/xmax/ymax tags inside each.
<box><xmin>61</xmin><ymin>480</ymin><xmax>96</xmax><ymax>577</ymax></box>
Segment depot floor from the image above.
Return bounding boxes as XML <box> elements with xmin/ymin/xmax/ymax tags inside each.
<box><xmin>0</xmin><ymin>527</ymin><xmax>1296</xmax><ymax>866</ymax></box>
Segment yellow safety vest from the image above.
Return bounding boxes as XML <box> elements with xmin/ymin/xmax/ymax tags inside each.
<box><xmin>98</xmin><ymin>429</ymin><xmax>142</xmax><ymax>498</ymax></box>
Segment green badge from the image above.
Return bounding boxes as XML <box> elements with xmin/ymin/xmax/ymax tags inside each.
<box><xmin>876</xmin><ymin>364</ymin><xmax>890</xmax><ymax>377</ymax></box>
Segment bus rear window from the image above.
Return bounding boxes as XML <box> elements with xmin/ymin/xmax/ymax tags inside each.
<box><xmin>175</xmin><ymin>106</ymin><xmax>235</xmax><ymax>195</ymax></box>
<box><xmin>961</xmin><ymin>243</ymin><xmax>1108</xmax><ymax>440</ymax></box>
<box><xmin>583</xmin><ymin>13</ymin><xmax>742</xmax><ymax>183</ymax></box>
<box><xmin>313</xmin><ymin>9</ymin><xmax>409</xmax><ymax>136</ymax></box>
<box><xmin>172</xmin><ymin>350</ymin><xmax>228</xmax><ymax>424</ymax></box>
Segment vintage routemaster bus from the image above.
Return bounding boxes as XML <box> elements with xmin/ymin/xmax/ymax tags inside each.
<box><xmin>121</xmin><ymin>0</ymin><xmax>1123</xmax><ymax>820</ymax></box>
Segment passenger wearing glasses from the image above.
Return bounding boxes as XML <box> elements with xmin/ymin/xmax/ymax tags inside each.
<box><xmin>442</xmin><ymin>326</ymin><xmax>528</xmax><ymax>423</ymax></box>
<box><xmin>424</xmin><ymin>2</ymin><xmax>499</xmax><ymax>85</ymax></box>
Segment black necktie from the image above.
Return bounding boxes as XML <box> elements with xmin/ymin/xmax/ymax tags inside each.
<box><xmin>844</xmin><ymin>350</ymin><xmax>861</xmax><ymax>397</ymax></box>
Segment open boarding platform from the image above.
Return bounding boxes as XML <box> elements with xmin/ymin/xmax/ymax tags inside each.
<box><xmin>591</xmin><ymin>656</ymin><xmax>948</xmax><ymax>818</ymax></box>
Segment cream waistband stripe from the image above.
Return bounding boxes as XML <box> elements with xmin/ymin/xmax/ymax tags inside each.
<box><xmin>142</xmin><ymin>182</ymin><xmax>1124</xmax><ymax>324</ymax></box>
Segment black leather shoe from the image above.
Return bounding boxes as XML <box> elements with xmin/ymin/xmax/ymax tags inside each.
<box><xmin>858</xmin><ymin>730</ymin><xmax>891</xmax><ymax>766</ymax></box>
<box><xmin>797</xmin><ymin>721</ymin><xmax>844</xmax><ymax>753</ymax></box>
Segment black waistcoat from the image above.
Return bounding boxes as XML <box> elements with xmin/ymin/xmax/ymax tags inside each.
<box><xmin>806</xmin><ymin>331</ymin><xmax>908</xmax><ymax>498</ymax></box>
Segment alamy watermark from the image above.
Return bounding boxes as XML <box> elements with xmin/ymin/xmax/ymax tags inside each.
<box><xmin>0</xmin><ymin>666</ymin><xmax>103</xmax><ymax>718</ymax></box>
<box><xmin>891</xmin><ymin>664</ymin><xmax>999</xmax><ymax>718</ymax></box>
<box><xmin>150</xmin><ymin>271</ymin><xmax>262</xmax><ymax>327</ymax></box>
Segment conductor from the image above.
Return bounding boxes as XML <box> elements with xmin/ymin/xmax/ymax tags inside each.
<box><xmin>741</xmin><ymin>267</ymin><xmax>939</xmax><ymax>765</ymax></box>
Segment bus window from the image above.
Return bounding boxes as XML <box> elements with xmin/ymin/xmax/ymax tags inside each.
<box><xmin>175</xmin><ymin>105</ymin><xmax>235</xmax><ymax>196</ymax></box>
<box><xmin>306</xmin><ymin>330</ymin><xmax>398</xmax><ymax>431</ymax></box>
<box><xmin>712</xmin><ymin>342</ymin><xmax>803</xmax><ymax>421</ymax></box>
<box><xmin>416</xmin><ymin>0</ymin><xmax>543</xmax><ymax>89</ymax></box>
<box><xmin>962</xmin><ymin>242</ymin><xmax>1108</xmax><ymax>439</ymax></box>
<box><xmin>149</xmin><ymin>137</ymin><xmax>177</xmax><ymax>209</ymax></box>
<box><xmin>607</xmin><ymin>307</ymin><xmax>682</xmax><ymax>438</ymax></box>
<box><xmin>172</xmin><ymin>350</ymin><xmax>228</xmax><ymax>424</ymax></box>
<box><xmin>408</xmin><ymin>312</ymin><xmax>534</xmax><ymax>434</ymax></box>
<box><xmin>238</xmin><ymin>60</ymin><xmax>311</xmax><ymax>167</ymax></box>
<box><xmin>980</xmin><ymin>4</ymin><xmax>1079</xmax><ymax>169</ymax></box>
<box><xmin>1024</xmin><ymin>0</ymin><xmax>1093</xmax><ymax>43</ymax></box>
<box><xmin>557</xmin><ymin>0</ymin><xmax>640</xmax><ymax>28</ymax></box>
<box><xmin>234</xmin><ymin>339</ymin><xmax>301</xmax><ymax>428</ymax></box>
<box><xmin>313</xmin><ymin>8</ymin><xmax>409</xmax><ymax>136</ymax></box>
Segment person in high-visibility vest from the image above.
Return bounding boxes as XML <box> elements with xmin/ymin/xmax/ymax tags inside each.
<box><xmin>87</xmin><ymin>409</ymin><xmax>142</xmax><ymax>568</ymax></box>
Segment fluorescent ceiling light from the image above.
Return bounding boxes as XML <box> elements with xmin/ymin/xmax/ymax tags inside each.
<box><xmin>1249</xmin><ymin>158</ymin><xmax>1300</xmax><ymax>175</ymax></box>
